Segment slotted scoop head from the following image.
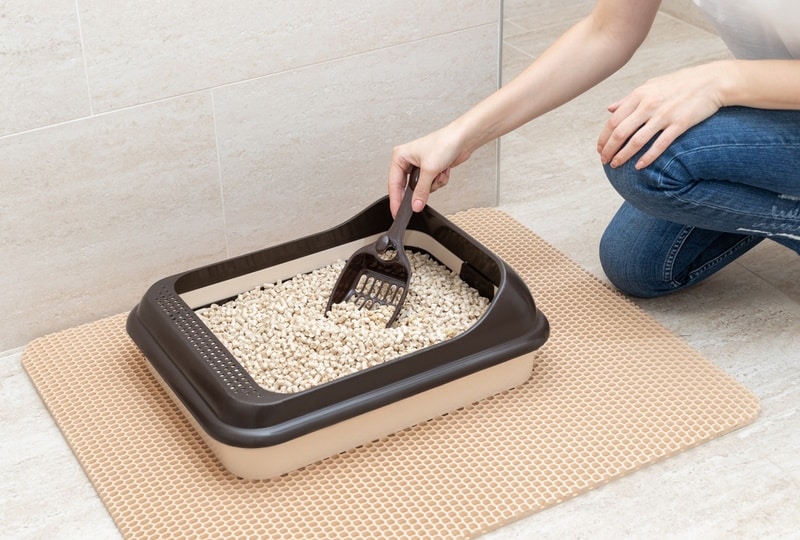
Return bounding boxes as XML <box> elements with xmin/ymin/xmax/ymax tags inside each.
<box><xmin>325</xmin><ymin>166</ymin><xmax>419</xmax><ymax>327</ymax></box>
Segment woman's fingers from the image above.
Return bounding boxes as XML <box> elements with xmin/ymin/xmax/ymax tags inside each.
<box><xmin>605</xmin><ymin>116</ymin><xmax>662</xmax><ymax>167</ymax></box>
<box><xmin>410</xmin><ymin>167</ymin><xmax>452</xmax><ymax>213</ymax></box>
<box><xmin>631</xmin><ymin>125</ymin><xmax>682</xmax><ymax>169</ymax></box>
<box><xmin>410</xmin><ymin>167</ymin><xmax>436</xmax><ymax>213</ymax></box>
<box><xmin>387</xmin><ymin>154</ymin><xmax>450</xmax><ymax>216</ymax></box>
<box><xmin>597</xmin><ymin>65</ymin><xmax>724</xmax><ymax>170</ymax></box>
<box><xmin>597</xmin><ymin>96</ymin><xmax>648</xmax><ymax>164</ymax></box>
<box><xmin>388</xmin><ymin>158</ymin><xmax>414</xmax><ymax>217</ymax></box>
<box><xmin>388</xmin><ymin>128</ymin><xmax>470</xmax><ymax>215</ymax></box>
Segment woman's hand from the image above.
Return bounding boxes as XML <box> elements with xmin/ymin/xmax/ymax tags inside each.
<box><xmin>388</xmin><ymin>125</ymin><xmax>472</xmax><ymax>216</ymax></box>
<box><xmin>597</xmin><ymin>62</ymin><xmax>727</xmax><ymax>169</ymax></box>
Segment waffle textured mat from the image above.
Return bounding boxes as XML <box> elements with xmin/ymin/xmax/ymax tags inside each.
<box><xmin>23</xmin><ymin>208</ymin><xmax>759</xmax><ymax>540</ymax></box>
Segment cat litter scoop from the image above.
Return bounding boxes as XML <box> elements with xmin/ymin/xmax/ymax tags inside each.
<box><xmin>325</xmin><ymin>166</ymin><xmax>420</xmax><ymax>327</ymax></box>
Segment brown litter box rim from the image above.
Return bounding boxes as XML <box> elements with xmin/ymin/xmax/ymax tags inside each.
<box><xmin>125</xmin><ymin>197</ymin><xmax>550</xmax><ymax>448</ymax></box>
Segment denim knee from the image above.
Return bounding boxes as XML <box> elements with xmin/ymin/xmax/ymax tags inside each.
<box><xmin>602</xmin><ymin>153</ymin><xmax>680</xmax><ymax>219</ymax></box>
<box><xmin>599</xmin><ymin>201</ymin><xmax>765</xmax><ymax>298</ymax></box>
<box><xmin>598</xmin><ymin>213</ymin><xmax>671</xmax><ymax>298</ymax></box>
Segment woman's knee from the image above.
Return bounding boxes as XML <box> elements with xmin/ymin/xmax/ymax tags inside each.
<box><xmin>602</xmin><ymin>106</ymin><xmax>797</xmax><ymax>214</ymax></box>
<box><xmin>598</xmin><ymin>204</ymin><xmax>677</xmax><ymax>298</ymax></box>
<box><xmin>601</xmin><ymin>142</ymin><xmax>687</xmax><ymax>218</ymax></box>
<box><xmin>599</xmin><ymin>234</ymin><xmax>669</xmax><ymax>298</ymax></box>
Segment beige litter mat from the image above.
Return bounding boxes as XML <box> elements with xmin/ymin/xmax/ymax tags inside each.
<box><xmin>22</xmin><ymin>208</ymin><xmax>759</xmax><ymax>540</ymax></box>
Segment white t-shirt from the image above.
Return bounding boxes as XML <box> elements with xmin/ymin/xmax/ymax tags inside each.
<box><xmin>693</xmin><ymin>0</ymin><xmax>800</xmax><ymax>59</ymax></box>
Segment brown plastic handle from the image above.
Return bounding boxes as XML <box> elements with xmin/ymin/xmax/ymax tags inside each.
<box><xmin>376</xmin><ymin>166</ymin><xmax>420</xmax><ymax>254</ymax></box>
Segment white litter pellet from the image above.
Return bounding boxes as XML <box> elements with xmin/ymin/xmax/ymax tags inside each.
<box><xmin>196</xmin><ymin>251</ymin><xmax>489</xmax><ymax>393</ymax></box>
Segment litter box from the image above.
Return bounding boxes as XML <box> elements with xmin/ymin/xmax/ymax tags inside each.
<box><xmin>126</xmin><ymin>197</ymin><xmax>549</xmax><ymax>479</ymax></box>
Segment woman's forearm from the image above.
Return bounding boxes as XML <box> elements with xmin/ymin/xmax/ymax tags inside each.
<box><xmin>720</xmin><ymin>59</ymin><xmax>800</xmax><ymax>110</ymax></box>
<box><xmin>386</xmin><ymin>0</ymin><xmax>662</xmax><ymax>215</ymax></box>
<box><xmin>449</xmin><ymin>1</ymin><xmax>661</xmax><ymax>155</ymax></box>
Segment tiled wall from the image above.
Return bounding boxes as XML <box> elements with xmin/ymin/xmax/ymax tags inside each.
<box><xmin>2</xmin><ymin>1</ymin><xmax>502</xmax><ymax>350</ymax></box>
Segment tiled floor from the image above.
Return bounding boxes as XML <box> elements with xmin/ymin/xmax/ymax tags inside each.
<box><xmin>2</xmin><ymin>5</ymin><xmax>799</xmax><ymax>539</ymax></box>
<box><xmin>483</xmin><ymin>3</ymin><xmax>800</xmax><ymax>538</ymax></box>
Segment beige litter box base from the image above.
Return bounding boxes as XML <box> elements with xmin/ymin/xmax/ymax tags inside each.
<box><xmin>22</xmin><ymin>208</ymin><xmax>760</xmax><ymax>540</ymax></box>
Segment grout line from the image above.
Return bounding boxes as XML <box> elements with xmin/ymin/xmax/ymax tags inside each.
<box><xmin>0</xmin><ymin>23</ymin><xmax>500</xmax><ymax>143</ymax></box>
<box><xmin>734</xmin><ymin>260</ymin><xmax>800</xmax><ymax>306</ymax></box>
<box><xmin>498</xmin><ymin>1</ymin><xmax>505</xmax><ymax>88</ymax></box>
<box><xmin>502</xmin><ymin>40</ymin><xmax>537</xmax><ymax>59</ymax></box>
<box><xmin>0</xmin><ymin>90</ymin><xmax>196</xmax><ymax>141</ymax></box>
<box><xmin>656</xmin><ymin>10</ymin><xmax>719</xmax><ymax>37</ymax></box>
<box><xmin>502</xmin><ymin>19</ymin><xmax>528</xmax><ymax>35</ymax></box>
<box><xmin>495</xmin><ymin>1</ymin><xmax>504</xmax><ymax>205</ymax></box>
<box><xmin>73</xmin><ymin>0</ymin><xmax>95</xmax><ymax>117</ymax></box>
<box><xmin>0</xmin><ymin>88</ymin><xmax>222</xmax><ymax>142</ymax></box>
<box><xmin>503</xmin><ymin>16</ymin><xmax>586</xmax><ymax>39</ymax></box>
<box><xmin>210</xmin><ymin>91</ymin><xmax>231</xmax><ymax>259</ymax></box>
<box><xmin>208</xmin><ymin>22</ymin><xmax>501</xmax><ymax>96</ymax></box>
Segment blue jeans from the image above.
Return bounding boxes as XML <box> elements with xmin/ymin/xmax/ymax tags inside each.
<box><xmin>599</xmin><ymin>106</ymin><xmax>800</xmax><ymax>298</ymax></box>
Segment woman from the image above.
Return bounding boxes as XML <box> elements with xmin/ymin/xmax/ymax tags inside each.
<box><xmin>388</xmin><ymin>0</ymin><xmax>800</xmax><ymax>297</ymax></box>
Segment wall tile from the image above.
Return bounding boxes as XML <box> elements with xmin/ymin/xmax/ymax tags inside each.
<box><xmin>2</xmin><ymin>2</ymin><xmax>502</xmax><ymax>351</ymax></box>
<box><xmin>0</xmin><ymin>94</ymin><xmax>225</xmax><ymax>349</ymax></box>
<box><xmin>78</xmin><ymin>0</ymin><xmax>498</xmax><ymax>112</ymax></box>
<box><xmin>213</xmin><ymin>26</ymin><xmax>499</xmax><ymax>256</ymax></box>
<box><xmin>1</xmin><ymin>0</ymin><xmax>90</xmax><ymax>136</ymax></box>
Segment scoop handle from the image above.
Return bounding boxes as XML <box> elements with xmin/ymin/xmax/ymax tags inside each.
<box><xmin>376</xmin><ymin>166</ymin><xmax>420</xmax><ymax>253</ymax></box>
